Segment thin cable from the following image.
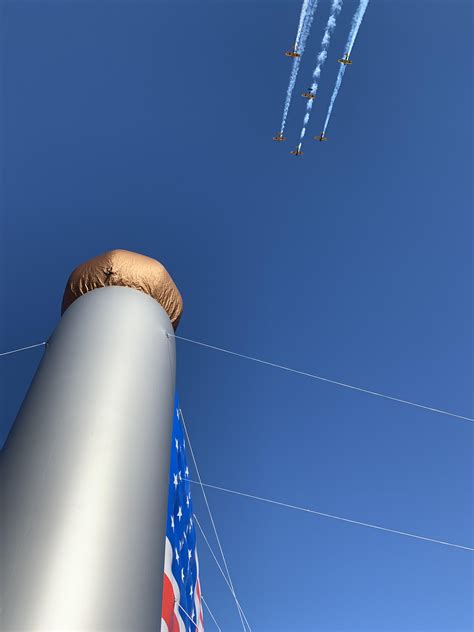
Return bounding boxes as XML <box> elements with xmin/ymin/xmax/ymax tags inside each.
<box><xmin>194</xmin><ymin>514</ymin><xmax>251</xmax><ymax>632</ymax></box>
<box><xmin>0</xmin><ymin>341</ymin><xmax>46</xmax><ymax>357</ymax></box>
<box><xmin>176</xmin><ymin>601</ymin><xmax>199</xmax><ymax>629</ymax></box>
<box><xmin>8</xmin><ymin>335</ymin><xmax>471</xmax><ymax>423</ymax></box>
<box><xmin>170</xmin><ymin>334</ymin><xmax>473</xmax><ymax>423</ymax></box>
<box><xmin>202</xmin><ymin>596</ymin><xmax>223</xmax><ymax>632</ymax></box>
<box><xmin>187</xmin><ymin>480</ymin><xmax>473</xmax><ymax>553</ymax></box>
<box><xmin>178</xmin><ymin>408</ymin><xmax>249</xmax><ymax>632</ymax></box>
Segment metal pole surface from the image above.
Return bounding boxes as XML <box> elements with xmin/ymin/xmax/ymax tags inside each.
<box><xmin>1</xmin><ymin>285</ymin><xmax>176</xmax><ymax>631</ymax></box>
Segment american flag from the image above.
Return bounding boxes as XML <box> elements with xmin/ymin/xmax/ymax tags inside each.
<box><xmin>162</xmin><ymin>398</ymin><xmax>204</xmax><ymax>632</ymax></box>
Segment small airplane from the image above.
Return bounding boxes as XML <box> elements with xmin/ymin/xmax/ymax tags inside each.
<box><xmin>290</xmin><ymin>146</ymin><xmax>303</xmax><ymax>156</ymax></box>
<box><xmin>285</xmin><ymin>45</ymin><xmax>301</xmax><ymax>58</ymax></box>
<box><xmin>315</xmin><ymin>133</ymin><xmax>328</xmax><ymax>142</ymax></box>
<box><xmin>301</xmin><ymin>89</ymin><xmax>316</xmax><ymax>100</ymax></box>
<box><xmin>272</xmin><ymin>133</ymin><xmax>286</xmax><ymax>142</ymax></box>
<box><xmin>337</xmin><ymin>53</ymin><xmax>352</xmax><ymax>65</ymax></box>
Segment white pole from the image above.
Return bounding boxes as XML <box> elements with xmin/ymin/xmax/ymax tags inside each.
<box><xmin>1</xmin><ymin>250</ymin><xmax>182</xmax><ymax>631</ymax></box>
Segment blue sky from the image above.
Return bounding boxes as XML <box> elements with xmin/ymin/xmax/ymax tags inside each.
<box><xmin>1</xmin><ymin>1</ymin><xmax>472</xmax><ymax>630</ymax></box>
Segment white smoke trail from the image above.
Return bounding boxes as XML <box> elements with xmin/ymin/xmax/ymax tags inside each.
<box><xmin>322</xmin><ymin>0</ymin><xmax>370</xmax><ymax>135</ymax></box>
<box><xmin>280</xmin><ymin>0</ymin><xmax>319</xmax><ymax>135</ymax></box>
<box><xmin>347</xmin><ymin>0</ymin><xmax>370</xmax><ymax>55</ymax></box>
<box><xmin>295</xmin><ymin>0</ymin><xmax>311</xmax><ymax>50</ymax></box>
<box><xmin>299</xmin><ymin>0</ymin><xmax>343</xmax><ymax>142</ymax></box>
<box><xmin>322</xmin><ymin>63</ymin><xmax>346</xmax><ymax>134</ymax></box>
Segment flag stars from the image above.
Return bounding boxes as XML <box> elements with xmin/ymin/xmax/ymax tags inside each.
<box><xmin>169</xmin><ymin>421</ymin><xmax>201</xmax><ymax>627</ymax></box>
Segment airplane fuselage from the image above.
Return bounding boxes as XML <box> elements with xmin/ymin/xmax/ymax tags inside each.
<box><xmin>338</xmin><ymin>54</ymin><xmax>352</xmax><ymax>65</ymax></box>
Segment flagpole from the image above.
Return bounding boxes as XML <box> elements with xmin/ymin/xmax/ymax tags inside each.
<box><xmin>1</xmin><ymin>250</ymin><xmax>182</xmax><ymax>630</ymax></box>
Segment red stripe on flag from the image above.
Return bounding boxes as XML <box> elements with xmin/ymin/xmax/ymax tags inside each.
<box><xmin>195</xmin><ymin>578</ymin><xmax>204</xmax><ymax>630</ymax></box>
<box><xmin>162</xmin><ymin>573</ymin><xmax>180</xmax><ymax>632</ymax></box>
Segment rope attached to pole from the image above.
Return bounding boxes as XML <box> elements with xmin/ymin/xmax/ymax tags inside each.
<box><xmin>171</xmin><ymin>334</ymin><xmax>474</xmax><ymax>423</ymax></box>
<box><xmin>188</xmin><ymin>479</ymin><xmax>474</xmax><ymax>553</ymax></box>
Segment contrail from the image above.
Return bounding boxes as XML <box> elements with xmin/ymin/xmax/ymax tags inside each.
<box><xmin>346</xmin><ymin>0</ymin><xmax>370</xmax><ymax>55</ymax></box>
<box><xmin>321</xmin><ymin>63</ymin><xmax>346</xmax><ymax>136</ymax></box>
<box><xmin>299</xmin><ymin>0</ymin><xmax>343</xmax><ymax>145</ymax></box>
<box><xmin>295</xmin><ymin>0</ymin><xmax>311</xmax><ymax>51</ymax></box>
<box><xmin>322</xmin><ymin>0</ymin><xmax>370</xmax><ymax>136</ymax></box>
<box><xmin>280</xmin><ymin>0</ymin><xmax>319</xmax><ymax>136</ymax></box>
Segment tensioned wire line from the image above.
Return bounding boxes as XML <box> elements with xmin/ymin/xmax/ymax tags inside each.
<box><xmin>194</xmin><ymin>513</ymin><xmax>251</xmax><ymax>631</ymax></box>
<box><xmin>0</xmin><ymin>342</ymin><xmax>46</xmax><ymax>357</ymax></box>
<box><xmin>178</xmin><ymin>596</ymin><xmax>222</xmax><ymax>632</ymax></box>
<box><xmin>202</xmin><ymin>595</ymin><xmax>223</xmax><ymax>632</ymax></box>
<box><xmin>176</xmin><ymin>601</ymin><xmax>201</xmax><ymax>630</ymax></box>
<box><xmin>178</xmin><ymin>408</ymin><xmax>250</xmax><ymax>632</ymax></box>
<box><xmin>187</xmin><ymin>480</ymin><xmax>474</xmax><ymax>552</ymax></box>
<box><xmin>5</xmin><ymin>337</ymin><xmax>472</xmax><ymax>423</ymax></box>
<box><xmin>170</xmin><ymin>334</ymin><xmax>473</xmax><ymax>423</ymax></box>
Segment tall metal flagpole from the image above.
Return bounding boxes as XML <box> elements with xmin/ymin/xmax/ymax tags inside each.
<box><xmin>1</xmin><ymin>249</ymin><xmax>183</xmax><ymax>631</ymax></box>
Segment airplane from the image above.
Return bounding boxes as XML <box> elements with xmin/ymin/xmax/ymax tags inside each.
<box><xmin>315</xmin><ymin>133</ymin><xmax>328</xmax><ymax>142</ymax></box>
<box><xmin>337</xmin><ymin>53</ymin><xmax>352</xmax><ymax>65</ymax></box>
<box><xmin>290</xmin><ymin>146</ymin><xmax>303</xmax><ymax>156</ymax></box>
<box><xmin>301</xmin><ymin>89</ymin><xmax>316</xmax><ymax>100</ymax></box>
<box><xmin>285</xmin><ymin>45</ymin><xmax>301</xmax><ymax>58</ymax></box>
<box><xmin>272</xmin><ymin>133</ymin><xmax>286</xmax><ymax>142</ymax></box>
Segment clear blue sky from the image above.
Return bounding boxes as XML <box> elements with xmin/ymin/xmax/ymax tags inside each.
<box><xmin>1</xmin><ymin>1</ymin><xmax>472</xmax><ymax>630</ymax></box>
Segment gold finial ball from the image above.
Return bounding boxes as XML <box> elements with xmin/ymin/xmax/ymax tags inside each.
<box><xmin>61</xmin><ymin>249</ymin><xmax>183</xmax><ymax>330</ymax></box>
